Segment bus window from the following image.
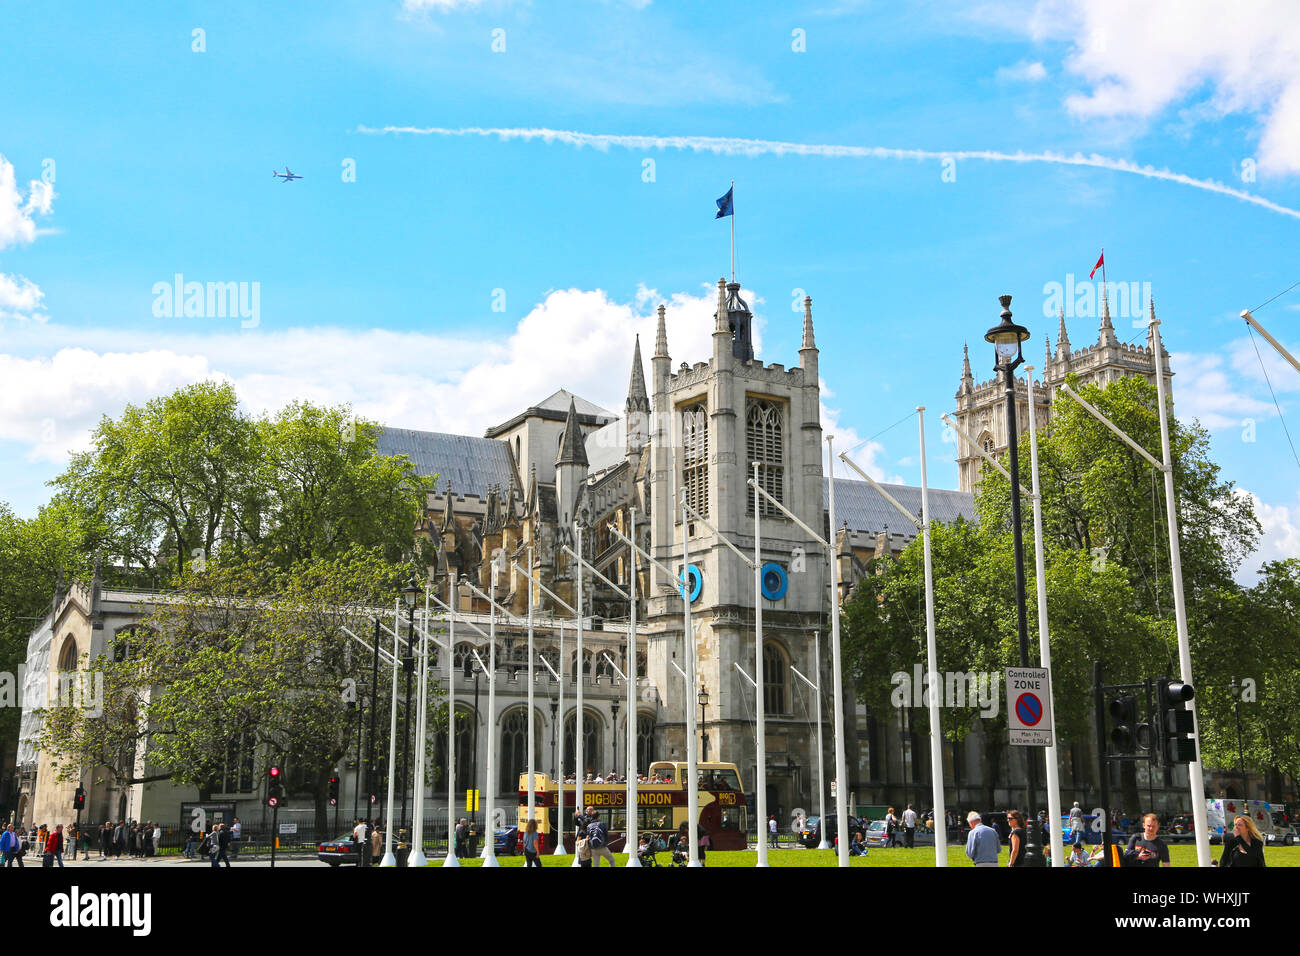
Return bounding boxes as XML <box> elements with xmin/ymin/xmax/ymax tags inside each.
<box><xmin>698</xmin><ymin>768</ymin><xmax>742</xmax><ymax>790</ymax></box>
<box><xmin>720</xmin><ymin>807</ymin><xmax>740</xmax><ymax>830</ymax></box>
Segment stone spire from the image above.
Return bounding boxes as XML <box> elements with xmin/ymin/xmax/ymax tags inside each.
<box><xmin>1098</xmin><ymin>283</ymin><xmax>1118</xmax><ymax>348</ymax></box>
<box><xmin>440</xmin><ymin>481</ymin><xmax>456</xmax><ymax>533</ymax></box>
<box><xmin>556</xmin><ymin>398</ymin><xmax>587</xmax><ymax>467</ymax></box>
<box><xmin>714</xmin><ymin>277</ymin><xmax>729</xmax><ymax>334</ymax></box>
<box><xmin>626</xmin><ymin>335</ymin><xmax>650</xmax><ymax>463</ymax></box>
<box><xmin>801</xmin><ymin>295</ymin><xmax>815</xmax><ymax>350</ymax></box>
<box><xmin>1056</xmin><ymin>306</ymin><xmax>1070</xmax><ymax>361</ymax></box>
<box><xmin>626</xmin><ymin>335</ymin><xmax>649</xmax><ymax>414</ymax></box>
<box><xmin>654</xmin><ymin>303</ymin><xmax>668</xmax><ymax>359</ymax></box>
<box><xmin>1043</xmin><ymin>334</ymin><xmax>1052</xmax><ymax>375</ymax></box>
<box><xmin>960</xmin><ymin>342</ymin><xmax>973</xmax><ymax>394</ymax></box>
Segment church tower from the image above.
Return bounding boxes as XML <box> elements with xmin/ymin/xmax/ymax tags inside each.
<box><xmin>646</xmin><ymin>276</ymin><xmax>827</xmax><ymax>814</ymax></box>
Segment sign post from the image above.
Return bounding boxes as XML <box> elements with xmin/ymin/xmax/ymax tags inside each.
<box><xmin>1006</xmin><ymin>667</ymin><xmax>1054</xmax><ymax>747</ymax></box>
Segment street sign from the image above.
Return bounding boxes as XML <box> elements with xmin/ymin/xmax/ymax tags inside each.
<box><xmin>278</xmin><ymin>823</ymin><xmax>297</xmax><ymax>834</ymax></box>
<box><xmin>466</xmin><ymin>789</ymin><xmax>480</xmax><ymax>812</ymax></box>
<box><xmin>1006</xmin><ymin>666</ymin><xmax>1053</xmax><ymax>746</ymax></box>
<box><xmin>830</xmin><ymin>780</ymin><xmax>837</xmax><ymax>797</ymax></box>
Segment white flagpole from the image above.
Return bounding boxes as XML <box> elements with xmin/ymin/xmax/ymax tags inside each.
<box><xmin>573</xmin><ymin>523</ymin><xmax>585</xmax><ymax>867</ymax></box>
<box><xmin>730</xmin><ymin>180</ymin><xmax>736</xmax><ymax>284</ymax></box>
<box><xmin>625</xmin><ymin>507</ymin><xmax>641</xmax><ymax>865</ymax></box>
<box><xmin>683</xmin><ymin>490</ymin><xmax>701</xmax><ymax>866</ymax></box>
<box><xmin>408</xmin><ymin>595</ymin><xmax>430</xmax><ymax>869</ymax></box>
<box><xmin>527</xmin><ymin>545</ymin><xmax>536</xmax><ymax>845</ymax></box>
<box><xmin>380</xmin><ymin>598</ymin><xmax>400</xmax><ymax>867</ymax></box>
<box><xmin>1024</xmin><ymin>366</ymin><xmax>1065</xmax><ymax>866</ymax></box>
<box><xmin>827</xmin><ymin>436</ymin><xmax>850</xmax><ymax>868</ymax></box>
<box><xmin>754</xmin><ymin>461</ymin><xmax>768</xmax><ymax>867</ymax></box>
<box><xmin>917</xmin><ymin>407</ymin><xmax>948</xmax><ymax>867</ymax></box>
<box><xmin>444</xmin><ymin>574</ymin><xmax>459</xmax><ymax>867</ymax></box>
<box><xmin>814</xmin><ymin>631</ymin><xmax>829</xmax><ymax>849</ymax></box>
<box><xmin>481</xmin><ymin>561</ymin><xmax>500</xmax><ymax>866</ymax></box>
<box><xmin>553</xmin><ymin>616</ymin><xmax>566</xmax><ymax>856</ymax></box>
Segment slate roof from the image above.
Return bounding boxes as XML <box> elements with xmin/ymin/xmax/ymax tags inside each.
<box><xmin>585</xmin><ymin>417</ymin><xmax>627</xmax><ymax>476</ymax></box>
<box><xmin>485</xmin><ymin>389</ymin><xmax>615</xmax><ymax>437</ymax></box>
<box><xmin>824</xmin><ymin>477</ymin><xmax>975</xmax><ymax>536</ymax></box>
<box><xmin>376</xmin><ymin>427</ymin><xmax>516</xmax><ymax>497</ymax></box>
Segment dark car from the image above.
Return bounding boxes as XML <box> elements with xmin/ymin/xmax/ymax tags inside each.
<box><xmin>495</xmin><ymin>826</ymin><xmax>520</xmax><ymax>856</ymax></box>
<box><xmin>318</xmin><ymin>832</ymin><xmax>363</xmax><ymax>866</ymax></box>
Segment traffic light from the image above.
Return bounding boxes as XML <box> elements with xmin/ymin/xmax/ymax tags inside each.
<box><xmin>328</xmin><ymin>775</ymin><xmax>340</xmax><ymax>807</ymax></box>
<box><xmin>1158</xmin><ymin>678</ymin><xmax>1196</xmax><ymax>764</ymax></box>
<box><xmin>267</xmin><ymin>765</ymin><xmax>284</xmax><ymax>808</ymax></box>
<box><xmin>73</xmin><ymin>785</ymin><xmax>85</xmax><ymax>811</ymax></box>
<box><xmin>1107</xmin><ymin>695</ymin><xmax>1147</xmax><ymax>754</ymax></box>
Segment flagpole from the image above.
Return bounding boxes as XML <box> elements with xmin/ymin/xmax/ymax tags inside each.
<box><xmin>730</xmin><ymin>180</ymin><xmax>735</xmax><ymax>284</ymax></box>
<box><xmin>1101</xmin><ymin>247</ymin><xmax>1106</xmax><ymax>289</ymax></box>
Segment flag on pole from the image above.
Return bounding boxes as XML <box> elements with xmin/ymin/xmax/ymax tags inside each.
<box><xmin>715</xmin><ymin>186</ymin><xmax>734</xmax><ymax>219</ymax></box>
<box><xmin>1089</xmin><ymin>250</ymin><xmax>1105</xmax><ymax>280</ymax></box>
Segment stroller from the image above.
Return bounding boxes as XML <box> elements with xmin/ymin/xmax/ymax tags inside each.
<box><xmin>638</xmin><ymin>835</ymin><xmax>666</xmax><ymax>867</ymax></box>
<box><xmin>670</xmin><ymin>835</ymin><xmax>689</xmax><ymax>867</ymax></box>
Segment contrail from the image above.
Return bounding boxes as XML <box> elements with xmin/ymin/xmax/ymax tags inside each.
<box><xmin>356</xmin><ymin>124</ymin><xmax>1300</xmax><ymax>221</ymax></box>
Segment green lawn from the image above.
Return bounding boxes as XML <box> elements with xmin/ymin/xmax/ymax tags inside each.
<box><xmin>425</xmin><ymin>844</ymin><xmax>1300</xmax><ymax>867</ymax></box>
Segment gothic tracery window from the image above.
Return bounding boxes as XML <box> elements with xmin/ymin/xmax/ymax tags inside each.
<box><xmin>681</xmin><ymin>401</ymin><xmax>709</xmax><ymax>518</ymax></box>
<box><xmin>746</xmin><ymin>398</ymin><xmax>785</xmax><ymax>516</ymax></box>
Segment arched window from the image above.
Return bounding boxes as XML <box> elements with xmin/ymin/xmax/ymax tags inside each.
<box><xmin>112</xmin><ymin>626</ymin><xmax>144</xmax><ymax>662</ymax></box>
<box><xmin>763</xmin><ymin>643</ymin><xmax>788</xmax><ymax>715</ymax></box>
<box><xmin>681</xmin><ymin>402</ymin><xmax>709</xmax><ymax>518</ymax></box>
<box><xmin>499</xmin><ymin>707</ymin><xmax>530</xmax><ymax>794</ymax></box>
<box><xmin>570</xmin><ymin>649</ymin><xmax>593</xmax><ymax>683</ymax></box>
<box><xmin>453</xmin><ymin>642</ymin><xmax>476</xmax><ymax>674</ymax></box>
<box><xmin>564</xmin><ymin>710</ymin><xmax>603</xmax><ymax>777</ymax></box>
<box><xmin>594</xmin><ymin>651</ymin><xmax>616</xmax><ymax>683</ymax></box>
<box><xmin>57</xmin><ymin>637</ymin><xmax>78</xmax><ymax>672</ymax></box>
<box><xmin>636</xmin><ymin>714</ymin><xmax>656</xmax><ymax>774</ymax></box>
<box><xmin>539</xmin><ymin>646</ymin><xmax>560</xmax><ymax>679</ymax></box>
<box><xmin>980</xmin><ymin>433</ymin><xmax>994</xmax><ymax>456</ymax></box>
<box><xmin>746</xmin><ymin>399</ymin><xmax>785</xmax><ymax>515</ymax></box>
<box><xmin>432</xmin><ymin>706</ymin><xmax>475</xmax><ymax>794</ymax></box>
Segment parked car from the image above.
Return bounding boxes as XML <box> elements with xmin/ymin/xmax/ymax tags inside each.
<box><xmin>862</xmin><ymin>819</ymin><xmax>890</xmax><ymax>848</ymax></box>
<box><xmin>798</xmin><ymin>816</ymin><xmax>823</xmax><ymax>848</ymax></box>
<box><xmin>317</xmin><ymin>832</ymin><xmax>362</xmax><ymax>866</ymax></box>
<box><xmin>496</xmin><ymin>825</ymin><xmax>520</xmax><ymax>856</ymax></box>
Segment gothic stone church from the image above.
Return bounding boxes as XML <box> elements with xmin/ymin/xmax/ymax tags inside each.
<box><xmin>18</xmin><ymin>281</ymin><xmax>1191</xmax><ymax>830</ymax></box>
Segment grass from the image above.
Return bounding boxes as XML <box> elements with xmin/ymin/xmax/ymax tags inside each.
<box><xmin>424</xmin><ymin>844</ymin><xmax>1300</xmax><ymax>867</ymax></box>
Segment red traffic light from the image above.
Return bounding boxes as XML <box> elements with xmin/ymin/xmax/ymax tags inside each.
<box><xmin>269</xmin><ymin>766</ymin><xmax>281</xmax><ymax>778</ymax></box>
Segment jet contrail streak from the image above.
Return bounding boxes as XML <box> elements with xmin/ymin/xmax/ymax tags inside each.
<box><xmin>356</xmin><ymin>124</ymin><xmax>1300</xmax><ymax>221</ymax></box>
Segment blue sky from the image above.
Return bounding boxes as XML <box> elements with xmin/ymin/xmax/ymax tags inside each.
<box><xmin>2</xmin><ymin>0</ymin><xmax>1299</xmax><ymax>578</ymax></box>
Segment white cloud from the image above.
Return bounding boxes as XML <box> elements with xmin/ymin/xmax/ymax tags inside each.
<box><xmin>358</xmin><ymin>125</ymin><xmax>1300</xmax><ymax>220</ymax></box>
<box><xmin>996</xmin><ymin>60</ymin><xmax>1047</xmax><ymax>83</ymax></box>
<box><xmin>403</xmin><ymin>0</ymin><xmax>492</xmax><ymax>11</ymax></box>
<box><xmin>0</xmin><ymin>272</ymin><xmax>46</xmax><ymax>323</ymax></box>
<box><xmin>1170</xmin><ymin>350</ymin><xmax>1276</xmax><ymax>431</ymax></box>
<box><xmin>0</xmin><ymin>155</ymin><xmax>54</xmax><ymax>250</ymax></box>
<box><xmin>1239</xmin><ymin>488</ymin><xmax>1300</xmax><ymax>581</ymax></box>
<box><xmin>1027</xmin><ymin>0</ymin><xmax>1300</xmax><ymax>175</ymax></box>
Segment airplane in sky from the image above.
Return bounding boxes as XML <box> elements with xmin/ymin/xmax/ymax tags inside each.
<box><xmin>272</xmin><ymin>167</ymin><xmax>303</xmax><ymax>182</ymax></box>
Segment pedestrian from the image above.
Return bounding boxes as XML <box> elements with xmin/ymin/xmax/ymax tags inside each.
<box><xmin>1123</xmin><ymin>813</ymin><xmax>1170</xmax><ymax>868</ymax></box>
<box><xmin>100</xmin><ymin>822</ymin><xmax>110</xmax><ymax>858</ymax></box>
<box><xmin>230</xmin><ymin>817</ymin><xmax>241</xmax><ymax>858</ymax></box>
<box><xmin>698</xmin><ymin>824</ymin><xmax>711</xmax><ymax>867</ymax></box>
<box><xmin>1006</xmin><ymin>810</ymin><xmax>1028</xmax><ymax>867</ymax></box>
<box><xmin>184</xmin><ymin>831</ymin><xmax>196</xmax><ymax>859</ymax></box>
<box><xmin>113</xmin><ymin>820</ymin><xmax>125</xmax><ymax>857</ymax></box>
<box><xmin>902</xmin><ymin>804</ymin><xmax>918</xmax><ymax>848</ymax></box>
<box><xmin>370</xmin><ymin>821</ymin><xmax>383</xmax><ymax>862</ymax></box>
<box><xmin>215</xmin><ymin>821</ymin><xmax>232</xmax><ymax>867</ymax></box>
<box><xmin>523</xmin><ymin>818</ymin><xmax>541</xmax><ymax>868</ymax></box>
<box><xmin>142</xmin><ymin>821</ymin><xmax>153</xmax><ymax>858</ymax></box>
<box><xmin>768</xmin><ymin>814</ymin><xmax>779</xmax><ymax>848</ymax></box>
<box><xmin>208</xmin><ymin>823</ymin><xmax>223</xmax><ymax>867</ymax></box>
<box><xmin>964</xmin><ymin>811</ymin><xmax>1000</xmax><ymax>867</ymax></box>
<box><xmin>1</xmin><ymin>823</ymin><xmax>19</xmax><ymax>867</ymax></box>
<box><xmin>14</xmin><ymin>828</ymin><xmax>27</xmax><ymax>868</ymax></box>
<box><xmin>585</xmin><ymin>808</ymin><xmax>614</xmax><ymax>867</ymax></box>
<box><xmin>1219</xmin><ymin>815</ymin><xmax>1266</xmax><ymax>868</ymax></box>
<box><xmin>43</xmin><ymin>823</ymin><xmax>65</xmax><ymax>868</ymax></box>
<box><xmin>453</xmin><ymin>818</ymin><xmax>469</xmax><ymax>860</ymax></box>
<box><xmin>884</xmin><ymin>807</ymin><xmax>899</xmax><ymax>848</ymax></box>
<box><xmin>152</xmin><ymin>822</ymin><xmax>163</xmax><ymax>857</ymax></box>
<box><xmin>355</xmin><ymin>817</ymin><xmax>371</xmax><ymax>866</ymax></box>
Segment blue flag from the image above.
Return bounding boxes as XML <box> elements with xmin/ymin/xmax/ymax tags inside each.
<box><xmin>715</xmin><ymin>186</ymin><xmax>733</xmax><ymax>219</ymax></box>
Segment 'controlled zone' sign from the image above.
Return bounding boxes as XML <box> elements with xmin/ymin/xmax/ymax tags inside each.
<box><xmin>1005</xmin><ymin>667</ymin><xmax>1054</xmax><ymax>747</ymax></box>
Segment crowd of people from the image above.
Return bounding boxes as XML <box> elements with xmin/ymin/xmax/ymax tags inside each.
<box><xmin>558</xmin><ymin>770</ymin><xmax>677</xmax><ymax>785</ymax></box>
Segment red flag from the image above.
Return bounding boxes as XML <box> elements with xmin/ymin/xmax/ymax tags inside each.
<box><xmin>1089</xmin><ymin>251</ymin><xmax>1104</xmax><ymax>280</ymax></box>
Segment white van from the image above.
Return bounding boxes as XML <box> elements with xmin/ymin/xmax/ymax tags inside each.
<box><xmin>1206</xmin><ymin>798</ymin><xmax>1276</xmax><ymax>845</ymax></box>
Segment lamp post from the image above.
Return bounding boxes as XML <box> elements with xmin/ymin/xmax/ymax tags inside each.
<box><xmin>698</xmin><ymin>686</ymin><xmax>710</xmax><ymax>761</ymax></box>
<box><xmin>1230</xmin><ymin>679</ymin><xmax>1247</xmax><ymax>798</ymax></box>
<box><xmin>401</xmin><ymin>576</ymin><xmax>418</xmax><ymax>846</ymax></box>
<box><xmin>984</xmin><ymin>293</ymin><xmax>1045</xmax><ymax>867</ymax></box>
<box><xmin>611</xmin><ymin>699</ymin><xmax>620</xmax><ymax>775</ymax></box>
<box><xmin>464</xmin><ymin>654</ymin><xmax>481</xmax><ymax>852</ymax></box>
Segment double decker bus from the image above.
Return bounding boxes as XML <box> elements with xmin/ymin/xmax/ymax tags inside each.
<box><xmin>516</xmin><ymin>761</ymin><xmax>747</xmax><ymax>853</ymax></box>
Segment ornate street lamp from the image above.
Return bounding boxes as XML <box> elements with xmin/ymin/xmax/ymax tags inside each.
<box><xmin>698</xmin><ymin>686</ymin><xmax>711</xmax><ymax>762</ymax></box>
<box><xmin>611</xmin><ymin>699</ymin><xmax>620</xmax><ymax>775</ymax></box>
<box><xmin>984</xmin><ymin>295</ymin><xmax>1045</xmax><ymax>867</ymax></box>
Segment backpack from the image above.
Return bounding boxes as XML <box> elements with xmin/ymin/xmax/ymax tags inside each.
<box><xmin>586</xmin><ymin>822</ymin><xmax>605</xmax><ymax>849</ymax></box>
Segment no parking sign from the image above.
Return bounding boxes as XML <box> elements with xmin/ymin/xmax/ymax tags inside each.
<box><xmin>1005</xmin><ymin>667</ymin><xmax>1053</xmax><ymax>746</ymax></box>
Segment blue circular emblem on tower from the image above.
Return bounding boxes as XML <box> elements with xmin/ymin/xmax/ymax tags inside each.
<box><xmin>678</xmin><ymin>564</ymin><xmax>703</xmax><ymax>603</ymax></box>
<box><xmin>760</xmin><ymin>562</ymin><xmax>788</xmax><ymax>601</ymax></box>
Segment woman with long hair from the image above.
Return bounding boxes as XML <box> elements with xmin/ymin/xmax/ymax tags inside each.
<box><xmin>523</xmin><ymin>818</ymin><xmax>542</xmax><ymax>867</ymax></box>
<box><xmin>1006</xmin><ymin>810</ymin><xmax>1028</xmax><ymax>867</ymax></box>
<box><xmin>1220</xmin><ymin>815</ymin><xmax>1266</xmax><ymax>867</ymax></box>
